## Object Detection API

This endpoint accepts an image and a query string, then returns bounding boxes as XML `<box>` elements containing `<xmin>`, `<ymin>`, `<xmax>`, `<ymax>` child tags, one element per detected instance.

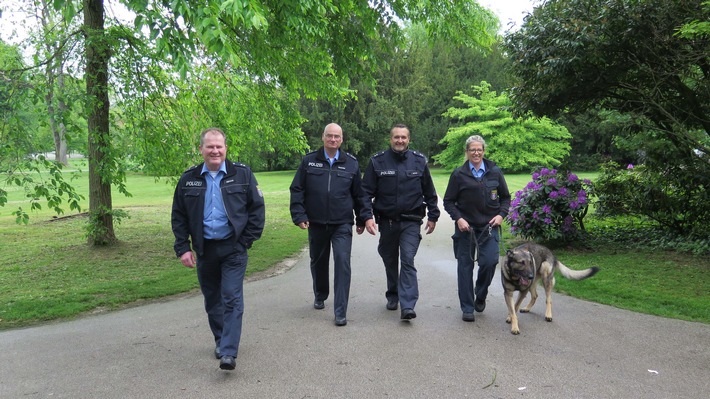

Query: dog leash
<box><xmin>468</xmin><ymin>224</ymin><xmax>493</xmax><ymax>263</ymax></box>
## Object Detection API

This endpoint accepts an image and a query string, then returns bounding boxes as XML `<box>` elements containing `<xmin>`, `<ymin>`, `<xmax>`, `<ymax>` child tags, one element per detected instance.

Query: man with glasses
<box><xmin>290</xmin><ymin>123</ymin><xmax>372</xmax><ymax>326</ymax></box>
<box><xmin>443</xmin><ymin>135</ymin><xmax>510</xmax><ymax>322</ymax></box>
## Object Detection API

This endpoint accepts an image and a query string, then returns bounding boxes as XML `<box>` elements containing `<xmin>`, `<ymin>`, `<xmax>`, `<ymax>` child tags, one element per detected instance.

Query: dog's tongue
<box><xmin>520</xmin><ymin>277</ymin><xmax>530</xmax><ymax>286</ymax></box>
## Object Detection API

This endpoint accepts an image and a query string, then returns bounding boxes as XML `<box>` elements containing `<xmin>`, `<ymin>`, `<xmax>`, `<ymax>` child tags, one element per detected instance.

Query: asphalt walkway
<box><xmin>1</xmin><ymin>221</ymin><xmax>708</xmax><ymax>398</ymax></box>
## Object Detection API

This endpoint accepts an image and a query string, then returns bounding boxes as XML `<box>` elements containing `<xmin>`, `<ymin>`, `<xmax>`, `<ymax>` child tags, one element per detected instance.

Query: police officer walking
<box><xmin>360</xmin><ymin>124</ymin><xmax>440</xmax><ymax>320</ymax></box>
<box><xmin>442</xmin><ymin>135</ymin><xmax>510</xmax><ymax>322</ymax></box>
<box><xmin>290</xmin><ymin>123</ymin><xmax>373</xmax><ymax>327</ymax></box>
<box><xmin>171</xmin><ymin>127</ymin><xmax>265</xmax><ymax>371</ymax></box>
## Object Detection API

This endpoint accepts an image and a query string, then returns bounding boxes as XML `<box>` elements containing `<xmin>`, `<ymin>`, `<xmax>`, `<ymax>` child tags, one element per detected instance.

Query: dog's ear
<box><xmin>506</xmin><ymin>249</ymin><xmax>513</xmax><ymax>257</ymax></box>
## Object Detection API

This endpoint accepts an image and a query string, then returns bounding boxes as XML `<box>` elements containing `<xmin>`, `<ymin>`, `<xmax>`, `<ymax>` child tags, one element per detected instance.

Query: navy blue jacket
<box><xmin>443</xmin><ymin>159</ymin><xmax>511</xmax><ymax>229</ymax></box>
<box><xmin>289</xmin><ymin>148</ymin><xmax>372</xmax><ymax>225</ymax></box>
<box><xmin>171</xmin><ymin>160</ymin><xmax>265</xmax><ymax>257</ymax></box>
<box><xmin>361</xmin><ymin>148</ymin><xmax>440</xmax><ymax>222</ymax></box>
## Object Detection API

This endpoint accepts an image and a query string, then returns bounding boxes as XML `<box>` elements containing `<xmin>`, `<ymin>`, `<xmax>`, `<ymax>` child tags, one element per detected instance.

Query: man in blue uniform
<box><xmin>360</xmin><ymin>124</ymin><xmax>440</xmax><ymax>320</ymax></box>
<box><xmin>443</xmin><ymin>135</ymin><xmax>510</xmax><ymax>322</ymax></box>
<box><xmin>290</xmin><ymin>123</ymin><xmax>373</xmax><ymax>327</ymax></box>
<box><xmin>171</xmin><ymin>127</ymin><xmax>265</xmax><ymax>370</ymax></box>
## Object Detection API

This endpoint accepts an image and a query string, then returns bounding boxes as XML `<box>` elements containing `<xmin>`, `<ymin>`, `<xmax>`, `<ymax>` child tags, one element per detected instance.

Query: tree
<box><xmin>504</xmin><ymin>0</ymin><xmax>710</xmax><ymax>238</ymax></box>
<box><xmin>505</xmin><ymin>0</ymin><xmax>710</xmax><ymax>162</ymax></box>
<box><xmin>3</xmin><ymin>0</ymin><xmax>498</xmax><ymax>245</ymax></box>
<box><xmin>434</xmin><ymin>82</ymin><xmax>571</xmax><ymax>172</ymax></box>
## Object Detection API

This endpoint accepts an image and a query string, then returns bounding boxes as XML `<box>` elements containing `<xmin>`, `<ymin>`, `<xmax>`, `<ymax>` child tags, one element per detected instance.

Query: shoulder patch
<box><xmin>183</xmin><ymin>165</ymin><xmax>199</xmax><ymax>173</ymax></box>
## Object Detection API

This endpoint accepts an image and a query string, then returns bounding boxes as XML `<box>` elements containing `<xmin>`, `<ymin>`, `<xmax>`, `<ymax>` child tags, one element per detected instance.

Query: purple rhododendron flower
<box><xmin>558</xmin><ymin>187</ymin><xmax>568</xmax><ymax>196</ymax></box>
<box><xmin>525</xmin><ymin>181</ymin><xmax>536</xmax><ymax>190</ymax></box>
<box><xmin>542</xmin><ymin>204</ymin><xmax>552</xmax><ymax>214</ymax></box>
<box><xmin>568</xmin><ymin>173</ymin><xmax>578</xmax><ymax>182</ymax></box>
<box><xmin>578</xmin><ymin>197</ymin><xmax>587</xmax><ymax>205</ymax></box>
<box><xmin>547</xmin><ymin>178</ymin><xmax>558</xmax><ymax>186</ymax></box>
<box><xmin>533</xmin><ymin>211</ymin><xmax>539</xmax><ymax>220</ymax></box>
<box><xmin>583</xmin><ymin>179</ymin><xmax>592</xmax><ymax>185</ymax></box>
<box><xmin>532</xmin><ymin>172</ymin><xmax>540</xmax><ymax>180</ymax></box>
<box><xmin>569</xmin><ymin>201</ymin><xmax>579</xmax><ymax>210</ymax></box>
<box><xmin>578</xmin><ymin>190</ymin><xmax>587</xmax><ymax>199</ymax></box>
<box><xmin>540</xmin><ymin>168</ymin><xmax>550</xmax><ymax>176</ymax></box>
<box><xmin>544</xmin><ymin>217</ymin><xmax>552</xmax><ymax>225</ymax></box>
<box><xmin>627</xmin><ymin>164</ymin><xmax>634</xmax><ymax>169</ymax></box>
<box><xmin>549</xmin><ymin>191</ymin><xmax>559</xmax><ymax>199</ymax></box>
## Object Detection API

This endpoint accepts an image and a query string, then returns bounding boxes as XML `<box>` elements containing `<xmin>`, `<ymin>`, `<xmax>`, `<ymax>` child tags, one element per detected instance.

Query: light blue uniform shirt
<box><xmin>325</xmin><ymin>149</ymin><xmax>340</xmax><ymax>166</ymax></box>
<box><xmin>469</xmin><ymin>160</ymin><xmax>486</xmax><ymax>180</ymax></box>
<box><xmin>202</xmin><ymin>162</ymin><xmax>233</xmax><ymax>240</ymax></box>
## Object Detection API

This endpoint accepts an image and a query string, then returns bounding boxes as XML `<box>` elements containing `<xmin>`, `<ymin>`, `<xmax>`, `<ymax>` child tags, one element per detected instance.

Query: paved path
<box><xmin>1</xmin><ymin>222</ymin><xmax>708</xmax><ymax>398</ymax></box>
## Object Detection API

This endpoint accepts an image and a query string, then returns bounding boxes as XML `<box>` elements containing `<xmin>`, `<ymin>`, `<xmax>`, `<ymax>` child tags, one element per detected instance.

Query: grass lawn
<box><xmin>1</xmin><ymin>164</ymin><xmax>707</xmax><ymax>329</ymax></box>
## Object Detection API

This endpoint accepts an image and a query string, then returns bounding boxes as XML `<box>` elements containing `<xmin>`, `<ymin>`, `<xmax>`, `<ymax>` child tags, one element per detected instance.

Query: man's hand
<box><xmin>298</xmin><ymin>221</ymin><xmax>310</xmax><ymax>230</ymax></box>
<box><xmin>180</xmin><ymin>251</ymin><xmax>196</xmax><ymax>268</ymax></box>
<box><xmin>424</xmin><ymin>220</ymin><xmax>436</xmax><ymax>235</ymax></box>
<box><xmin>358</xmin><ymin>218</ymin><xmax>377</xmax><ymax>235</ymax></box>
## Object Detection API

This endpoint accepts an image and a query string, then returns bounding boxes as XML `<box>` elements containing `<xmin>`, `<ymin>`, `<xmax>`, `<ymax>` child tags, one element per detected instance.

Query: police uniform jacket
<box><xmin>289</xmin><ymin>147</ymin><xmax>372</xmax><ymax>225</ymax></box>
<box><xmin>361</xmin><ymin>148</ymin><xmax>440</xmax><ymax>222</ymax></box>
<box><xmin>171</xmin><ymin>159</ymin><xmax>265</xmax><ymax>258</ymax></box>
<box><xmin>443</xmin><ymin>158</ymin><xmax>511</xmax><ymax>229</ymax></box>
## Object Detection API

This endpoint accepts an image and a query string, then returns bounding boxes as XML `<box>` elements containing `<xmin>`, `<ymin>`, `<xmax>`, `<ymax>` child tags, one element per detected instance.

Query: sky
<box><xmin>480</xmin><ymin>0</ymin><xmax>539</xmax><ymax>32</ymax></box>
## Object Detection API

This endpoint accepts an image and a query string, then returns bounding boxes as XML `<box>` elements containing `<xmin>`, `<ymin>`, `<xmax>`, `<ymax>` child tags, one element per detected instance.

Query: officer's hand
<box><xmin>298</xmin><ymin>221</ymin><xmax>309</xmax><ymax>229</ymax></box>
<box><xmin>424</xmin><ymin>220</ymin><xmax>436</xmax><ymax>235</ymax></box>
<box><xmin>456</xmin><ymin>218</ymin><xmax>470</xmax><ymax>232</ymax></box>
<box><xmin>488</xmin><ymin>215</ymin><xmax>503</xmax><ymax>227</ymax></box>
<box><xmin>180</xmin><ymin>251</ymin><xmax>196</xmax><ymax>268</ymax></box>
<box><xmin>365</xmin><ymin>219</ymin><xmax>377</xmax><ymax>235</ymax></box>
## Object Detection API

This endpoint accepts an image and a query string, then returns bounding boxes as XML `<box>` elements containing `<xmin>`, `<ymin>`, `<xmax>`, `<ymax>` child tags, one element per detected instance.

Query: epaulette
<box><xmin>232</xmin><ymin>162</ymin><xmax>247</xmax><ymax>168</ymax></box>
<box><xmin>184</xmin><ymin>165</ymin><xmax>199</xmax><ymax>173</ymax></box>
<box><xmin>410</xmin><ymin>150</ymin><xmax>428</xmax><ymax>162</ymax></box>
<box><xmin>345</xmin><ymin>152</ymin><xmax>357</xmax><ymax>160</ymax></box>
<box><xmin>372</xmin><ymin>151</ymin><xmax>386</xmax><ymax>158</ymax></box>
<box><xmin>305</xmin><ymin>150</ymin><xmax>318</xmax><ymax>156</ymax></box>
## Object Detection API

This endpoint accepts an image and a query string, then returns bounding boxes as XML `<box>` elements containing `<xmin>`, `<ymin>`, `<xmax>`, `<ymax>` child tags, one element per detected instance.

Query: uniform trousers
<box><xmin>308</xmin><ymin>223</ymin><xmax>353</xmax><ymax>318</ymax></box>
<box><xmin>378</xmin><ymin>220</ymin><xmax>422</xmax><ymax>310</ymax></box>
<box><xmin>197</xmin><ymin>239</ymin><xmax>248</xmax><ymax>358</ymax></box>
<box><xmin>452</xmin><ymin>225</ymin><xmax>500</xmax><ymax>313</ymax></box>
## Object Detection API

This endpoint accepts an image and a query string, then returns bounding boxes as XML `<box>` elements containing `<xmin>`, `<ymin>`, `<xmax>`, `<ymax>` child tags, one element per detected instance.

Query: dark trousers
<box><xmin>197</xmin><ymin>240</ymin><xmax>248</xmax><ymax>358</ymax></box>
<box><xmin>452</xmin><ymin>226</ymin><xmax>500</xmax><ymax>313</ymax></box>
<box><xmin>308</xmin><ymin>223</ymin><xmax>353</xmax><ymax>318</ymax></box>
<box><xmin>378</xmin><ymin>220</ymin><xmax>422</xmax><ymax>310</ymax></box>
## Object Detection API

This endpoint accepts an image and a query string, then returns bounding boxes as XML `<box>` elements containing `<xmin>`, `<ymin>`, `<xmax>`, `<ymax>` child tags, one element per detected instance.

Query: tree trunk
<box><xmin>84</xmin><ymin>0</ymin><xmax>115</xmax><ymax>245</ymax></box>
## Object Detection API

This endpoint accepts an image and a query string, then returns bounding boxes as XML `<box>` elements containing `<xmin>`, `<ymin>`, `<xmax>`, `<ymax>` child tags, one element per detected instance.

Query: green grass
<box><xmin>1</xmin><ymin>165</ymin><xmax>707</xmax><ymax>329</ymax></box>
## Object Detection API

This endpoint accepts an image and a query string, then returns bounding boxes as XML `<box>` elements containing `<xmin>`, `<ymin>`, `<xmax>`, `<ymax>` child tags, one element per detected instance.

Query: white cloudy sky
<box><xmin>480</xmin><ymin>0</ymin><xmax>539</xmax><ymax>32</ymax></box>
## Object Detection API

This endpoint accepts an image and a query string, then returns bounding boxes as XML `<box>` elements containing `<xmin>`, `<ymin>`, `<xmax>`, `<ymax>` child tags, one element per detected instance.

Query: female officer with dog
<box><xmin>443</xmin><ymin>135</ymin><xmax>511</xmax><ymax>322</ymax></box>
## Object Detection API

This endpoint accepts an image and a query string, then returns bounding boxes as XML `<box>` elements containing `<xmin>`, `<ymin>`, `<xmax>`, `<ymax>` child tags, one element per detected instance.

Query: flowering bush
<box><xmin>507</xmin><ymin>168</ymin><xmax>594</xmax><ymax>242</ymax></box>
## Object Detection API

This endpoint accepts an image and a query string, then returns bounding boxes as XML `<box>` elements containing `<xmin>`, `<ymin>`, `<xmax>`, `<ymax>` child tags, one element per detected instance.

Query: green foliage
<box><xmin>435</xmin><ymin>82</ymin><xmax>571</xmax><ymax>172</ymax></box>
<box><xmin>505</xmin><ymin>0</ymin><xmax>710</xmax><ymax>162</ymax></box>
<box><xmin>1</xmin><ymin>155</ymin><xmax>84</xmax><ymax>225</ymax></box>
<box><xmin>507</xmin><ymin>168</ymin><xmax>594</xmax><ymax>242</ymax></box>
<box><xmin>594</xmin><ymin>162</ymin><xmax>710</xmax><ymax>239</ymax></box>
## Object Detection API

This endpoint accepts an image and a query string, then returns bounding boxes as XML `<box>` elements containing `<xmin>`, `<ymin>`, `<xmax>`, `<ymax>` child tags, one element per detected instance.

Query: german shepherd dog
<box><xmin>501</xmin><ymin>243</ymin><xmax>599</xmax><ymax>335</ymax></box>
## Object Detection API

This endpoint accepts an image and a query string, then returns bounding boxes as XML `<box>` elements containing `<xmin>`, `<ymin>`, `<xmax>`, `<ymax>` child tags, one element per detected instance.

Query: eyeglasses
<box><xmin>467</xmin><ymin>148</ymin><xmax>484</xmax><ymax>153</ymax></box>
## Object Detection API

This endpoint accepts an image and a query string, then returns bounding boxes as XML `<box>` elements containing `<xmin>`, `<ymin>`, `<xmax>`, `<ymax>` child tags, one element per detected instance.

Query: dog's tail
<box><xmin>556</xmin><ymin>261</ymin><xmax>599</xmax><ymax>280</ymax></box>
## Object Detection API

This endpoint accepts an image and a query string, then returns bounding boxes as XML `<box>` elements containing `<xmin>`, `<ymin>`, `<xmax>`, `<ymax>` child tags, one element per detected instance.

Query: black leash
<box><xmin>468</xmin><ymin>224</ymin><xmax>506</xmax><ymax>262</ymax></box>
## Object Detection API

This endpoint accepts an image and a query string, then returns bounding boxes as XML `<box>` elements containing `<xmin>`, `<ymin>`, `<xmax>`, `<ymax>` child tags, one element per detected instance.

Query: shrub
<box><xmin>507</xmin><ymin>168</ymin><xmax>594</xmax><ymax>242</ymax></box>
<box><xmin>595</xmin><ymin>161</ymin><xmax>710</xmax><ymax>239</ymax></box>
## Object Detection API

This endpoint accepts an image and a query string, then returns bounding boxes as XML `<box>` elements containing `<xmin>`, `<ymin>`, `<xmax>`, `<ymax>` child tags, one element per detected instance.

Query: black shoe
<box><xmin>334</xmin><ymin>316</ymin><xmax>347</xmax><ymax>326</ymax></box>
<box><xmin>314</xmin><ymin>300</ymin><xmax>325</xmax><ymax>310</ymax></box>
<box><xmin>214</xmin><ymin>346</ymin><xmax>221</xmax><ymax>359</ymax></box>
<box><xmin>401</xmin><ymin>308</ymin><xmax>416</xmax><ymax>320</ymax></box>
<box><xmin>219</xmin><ymin>356</ymin><xmax>236</xmax><ymax>370</ymax></box>
<box><xmin>386</xmin><ymin>299</ymin><xmax>398</xmax><ymax>311</ymax></box>
<box><xmin>462</xmin><ymin>312</ymin><xmax>475</xmax><ymax>322</ymax></box>
<box><xmin>474</xmin><ymin>299</ymin><xmax>486</xmax><ymax>313</ymax></box>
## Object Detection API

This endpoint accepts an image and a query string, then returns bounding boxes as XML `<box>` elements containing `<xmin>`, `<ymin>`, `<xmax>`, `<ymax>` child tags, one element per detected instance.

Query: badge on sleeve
<box><xmin>490</xmin><ymin>189</ymin><xmax>498</xmax><ymax>200</ymax></box>
<box><xmin>257</xmin><ymin>185</ymin><xmax>263</xmax><ymax>197</ymax></box>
